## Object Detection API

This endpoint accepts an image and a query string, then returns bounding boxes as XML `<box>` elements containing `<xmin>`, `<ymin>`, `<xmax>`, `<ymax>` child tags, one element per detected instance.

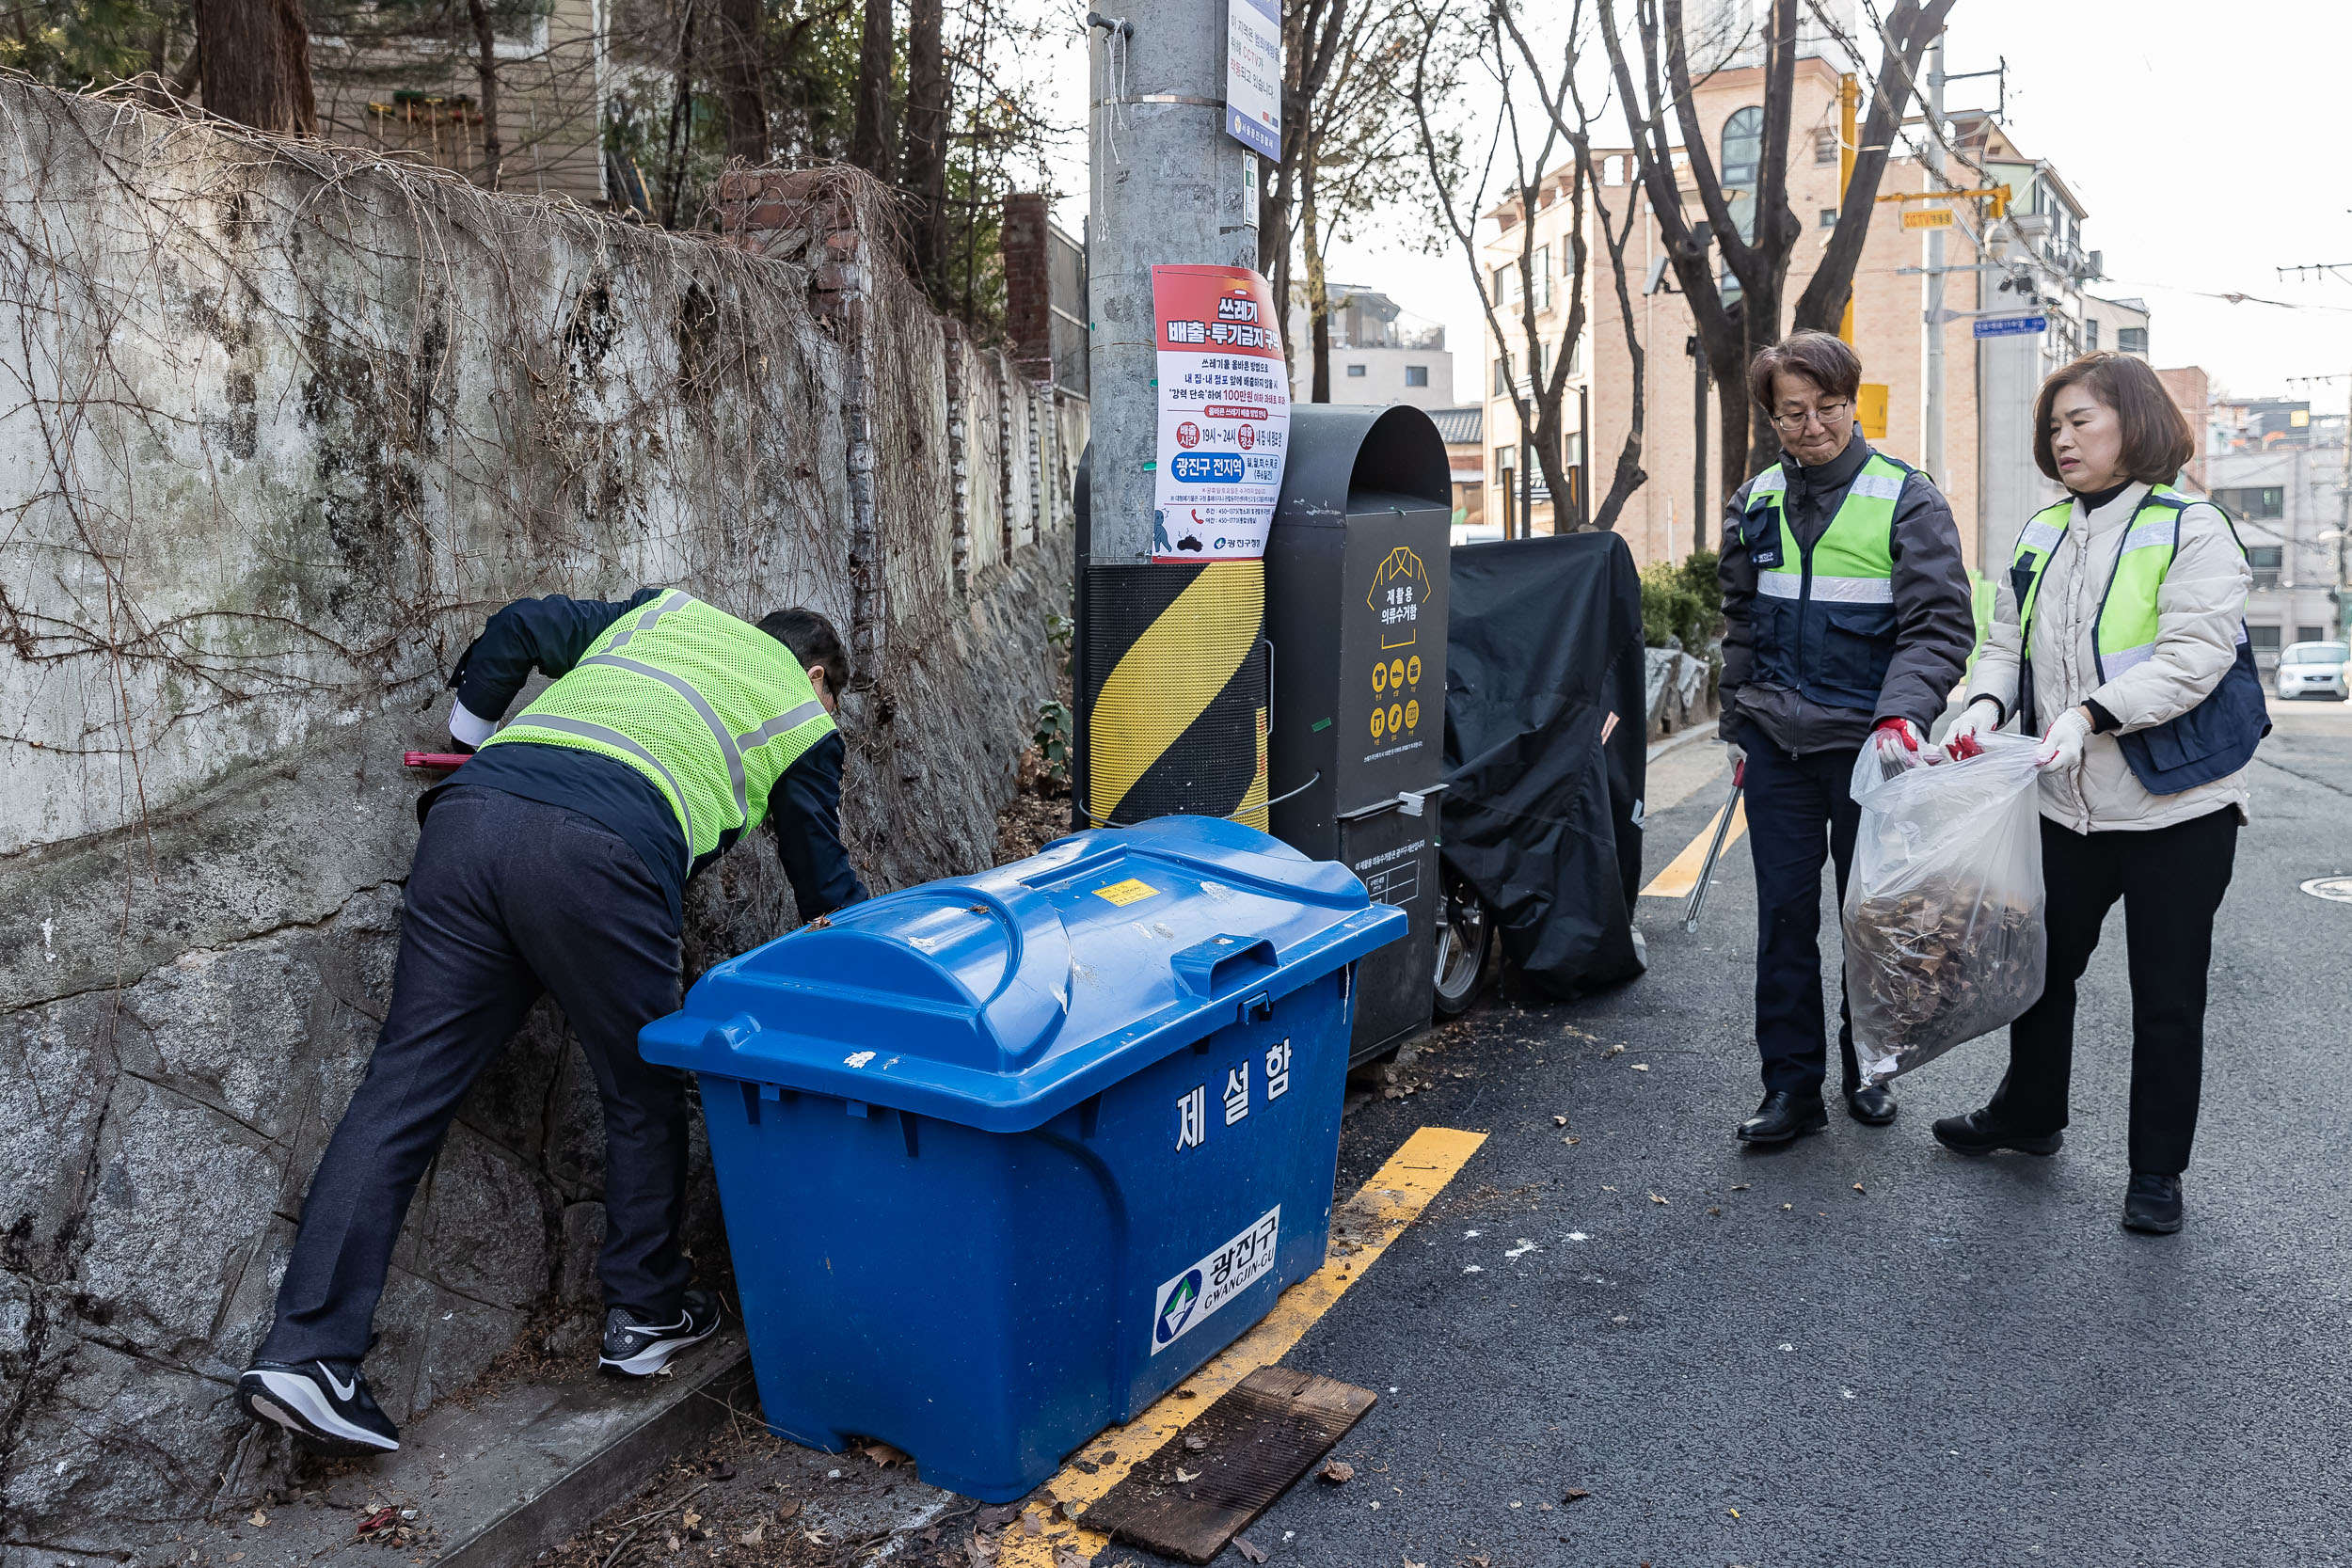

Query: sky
<box><xmin>1038</xmin><ymin>2</ymin><xmax>2352</xmax><ymax>411</ymax></box>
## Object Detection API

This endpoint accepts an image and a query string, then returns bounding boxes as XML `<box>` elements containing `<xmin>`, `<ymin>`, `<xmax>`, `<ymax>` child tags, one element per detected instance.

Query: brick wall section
<box><xmin>1001</xmin><ymin>192</ymin><xmax>1053</xmax><ymax>383</ymax></box>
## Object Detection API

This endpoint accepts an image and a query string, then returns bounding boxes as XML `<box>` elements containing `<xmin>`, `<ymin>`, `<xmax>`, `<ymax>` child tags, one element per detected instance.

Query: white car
<box><xmin>2276</xmin><ymin>640</ymin><xmax>2350</xmax><ymax>701</ymax></box>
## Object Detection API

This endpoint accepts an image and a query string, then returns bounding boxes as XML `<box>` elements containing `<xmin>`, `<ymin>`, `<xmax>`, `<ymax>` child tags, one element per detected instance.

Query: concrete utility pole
<box><xmin>1921</xmin><ymin>31</ymin><xmax>1947</xmax><ymax>484</ymax></box>
<box><xmin>1079</xmin><ymin>3</ymin><xmax>1266</xmax><ymax>827</ymax></box>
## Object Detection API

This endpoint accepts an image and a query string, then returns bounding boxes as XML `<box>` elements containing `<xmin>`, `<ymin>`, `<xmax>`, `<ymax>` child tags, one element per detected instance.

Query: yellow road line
<box><xmin>1638</xmin><ymin>798</ymin><xmax>1747</xmax><ymax>899</ymax></box>
<box><xmin>996</xmin><ymin>1126</ymin><xmax>1488</xmax><ymax>1566</ymax></box>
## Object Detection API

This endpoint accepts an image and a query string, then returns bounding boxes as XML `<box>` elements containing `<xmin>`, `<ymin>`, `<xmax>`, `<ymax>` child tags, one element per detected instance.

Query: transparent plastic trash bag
<box><xmin>1842</xmin><ymin>733</ymin><xmax>2047</xmax><ymax>1086</ymax></box>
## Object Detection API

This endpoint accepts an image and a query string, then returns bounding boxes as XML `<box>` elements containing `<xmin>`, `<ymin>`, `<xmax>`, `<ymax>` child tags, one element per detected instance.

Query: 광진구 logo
<box><xmin>1155</xmin><ymin>1270</ymin><xmax>1204</xmax><ymax>1344</ymax></box>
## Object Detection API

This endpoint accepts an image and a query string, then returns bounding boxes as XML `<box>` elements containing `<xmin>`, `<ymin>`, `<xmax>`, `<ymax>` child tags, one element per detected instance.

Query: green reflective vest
<box><xmin>477</xmin><ymin>591</ymin><xmax>835</xmax><ymax>862</ymax></box>
<box><xmin>1739</xmin><ymin>451</ymin><xmax>1917</xmax><ymax>709</ymax></box>
<box><xmin>2007</xmin><ymin>485</ymin><xmax>2268</xmax><ymax>792</ymax></box>
<box><xmin>2010</xmin><ymin>485</ymin><xmax>2201</xmax><ymax>683</ymax></box>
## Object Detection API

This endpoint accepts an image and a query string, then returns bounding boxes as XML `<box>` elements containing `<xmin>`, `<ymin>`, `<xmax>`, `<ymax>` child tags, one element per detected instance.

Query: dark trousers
<box><xmin>261</xmin><ymin>786</ymin><xmax>691</xmax><ymax>1364</ymax></box>
<box><xmin>1989</xmin><ymin>807</ymin><xmax>2239</xmax><ymax>1177</ymax></box>
<box><xmin>1742</xmin><ymin>741</ymin><xmax>1865</xmax><ymax>1097</ymax></box>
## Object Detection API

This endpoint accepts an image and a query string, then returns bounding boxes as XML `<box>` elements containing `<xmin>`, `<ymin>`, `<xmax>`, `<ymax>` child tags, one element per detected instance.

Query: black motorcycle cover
<box><xmin>1441</xmin><ymin>531</ymin><xmax>1649</xmax><ymax>996</ymax></box>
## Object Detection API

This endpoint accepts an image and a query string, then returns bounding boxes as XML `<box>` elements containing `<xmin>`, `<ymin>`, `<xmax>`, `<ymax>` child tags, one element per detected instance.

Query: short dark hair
<box><xmin>2032</xmin><ymin>353</ymin><xmax>2194</xmax><ymax>485</ymax></box>
<box><xmin>1747</xmin><ymin>330</ymin><xmax>1863</xmax><ymax>410</ymax></box>
<box><xmin>756</xmin><ymin>608</ymin><xmax>850</xmax><ymax>695</ymax></box>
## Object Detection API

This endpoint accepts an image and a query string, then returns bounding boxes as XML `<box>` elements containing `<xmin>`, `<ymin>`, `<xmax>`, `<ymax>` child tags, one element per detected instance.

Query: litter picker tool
<box><xmin>1682</xmin><ymin>761</ymin><xmax>1744</xmax><ymax>934</ymax></box>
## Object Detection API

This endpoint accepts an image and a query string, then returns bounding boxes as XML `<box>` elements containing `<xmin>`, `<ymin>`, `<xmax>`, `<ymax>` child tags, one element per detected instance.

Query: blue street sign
<box><xmin>1974</xmin><ymin>313</ymin><xmax>2047</xmax><ymax>339</ymax></box>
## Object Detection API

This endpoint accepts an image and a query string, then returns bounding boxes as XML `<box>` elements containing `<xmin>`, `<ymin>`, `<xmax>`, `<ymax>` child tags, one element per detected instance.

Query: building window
<box><xmin>1819</xmin><ymin>207</ymin><xmax>1837</xmax><ymax>229</ymax></box>
<box><xmin>1492</xmin><ymin>358</ymin><xmax>1510</xmax><ymax>396</ymax></box>
<box><xmin>1532</xmin><ymin>245</ymin><xmax>1553</xmax><ymax>309</ymax></box>
<box><xmin>1346</xmin><ymin>363</ymin><xmax>1367</xmax><ymax>378</ymax></box>
<box><xmin>1721</xmin><ymin>106</ymin><xmax>1761</xmax><ymax>302</ymax></box>
<box><xmin>2249</xmin><ymin>624</ymin><xmax>2282</xmax><ymax>654</ymax></box>
<box><xmin>2117</xmin><ymin>325</ymin><xmax>2148</xmax><ymax>356</ymax></box>
<box><xmin>2298</xmin><ymin>624</ymin><xmax>2326</xmax><ymax>644</ymax></box>
<box><xmin>2248</xmin><ymin>546</ymin><xmax>2282</xmax><ymax>591</ymax></box>
<box><xmin>1814</xmin><ymin>126</ymin><xmax>1836</xmax><ymax>166</ymax></box>
<box><xmin>1490</xmin><ymin>264</ymin><xmax>1519</xmax><ymax>306</ymax></box>
<box><xmin>1406</xmin><ymin>365</ymin><xmax>1429</xmax><ymax>388</ymax></box>
<box><xmin>2085</xmin><ymin>319</ymin><xmax>2100</xmax><ymax>352</ymax></box>
<box><xmin>2217</xmin><ymin>487</ymin><xmax>2285</xmax><ymax>519</ymax></box>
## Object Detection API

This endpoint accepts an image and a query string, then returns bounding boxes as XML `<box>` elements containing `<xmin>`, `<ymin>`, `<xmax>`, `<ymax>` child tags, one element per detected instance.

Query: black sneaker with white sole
<box><xmin>236</xmin><ymin>1359</ymin><xmax>401</xmax><ymax>1455</ymax></box>
<box><xmin>599</xmin><ymin>1289</ymin><xmax>722</xmax><ymax>1377</ymax></box>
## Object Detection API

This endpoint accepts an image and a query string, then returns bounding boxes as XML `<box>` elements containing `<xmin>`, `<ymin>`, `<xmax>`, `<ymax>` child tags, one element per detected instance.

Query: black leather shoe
<box><xmin>2122</xmin><ymin>1174</ymin><xmax>2183</xmax><ymax>1235</ymax></box>
<box><xmin>1845</xmin><ymin>1085</ymin><xmax>1899</xmax><ymax>1125</ymax></box>
<box><xmin>1931</xmin><ymin>1107</ymin><xmax>2062</xmax><ymax>1157</ymax></box>
<box><xmin>1737</xmin><ymin>1090</ymin><xmax>1829</xmax><ymax>1145</ymax></box>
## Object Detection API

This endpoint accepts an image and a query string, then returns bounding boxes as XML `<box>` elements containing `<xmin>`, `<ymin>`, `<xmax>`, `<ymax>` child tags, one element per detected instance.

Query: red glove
<box><xmin>1870</xmin><ymin>717</ymin><xmax>1921</xmax><ymax>754</ymax></box>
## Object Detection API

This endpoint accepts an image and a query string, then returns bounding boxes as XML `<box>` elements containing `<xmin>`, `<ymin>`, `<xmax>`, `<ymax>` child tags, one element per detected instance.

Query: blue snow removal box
<box><xmin>639</xmin><ymin>815</ymin><xmax>1406</xmax><ymax>1502</ymax></box>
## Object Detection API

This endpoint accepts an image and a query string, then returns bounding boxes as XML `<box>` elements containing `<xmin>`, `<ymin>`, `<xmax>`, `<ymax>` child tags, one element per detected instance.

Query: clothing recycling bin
<box><xmin>638</xmin><ymin>815</ymin><xmax>1407</xmax><ymax>1502</ymax></box>
<box><xmin>1265</xmin><ymin>404</ymin><xmax>1454</xmax><ymax>1064</ymax></box>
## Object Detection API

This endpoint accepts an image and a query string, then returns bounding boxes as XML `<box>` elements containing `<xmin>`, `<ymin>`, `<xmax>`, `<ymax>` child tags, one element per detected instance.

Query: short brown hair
<box><xmin>1747</xmin><ymin>330</ymin><xmax>1863</xmax><ymax>410</ymax></box>
<box><xmin>2032</xmin><ymin>353</ymin><xmax>2194</xmax><ymax>484</ymax></box>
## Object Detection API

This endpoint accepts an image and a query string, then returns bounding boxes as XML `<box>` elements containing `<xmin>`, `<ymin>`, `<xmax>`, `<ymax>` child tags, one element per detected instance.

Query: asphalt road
<box><xmin>1169</xmin><ymin>698</ymin><xmax>2352</xmax><ymax>1568</ymax></box>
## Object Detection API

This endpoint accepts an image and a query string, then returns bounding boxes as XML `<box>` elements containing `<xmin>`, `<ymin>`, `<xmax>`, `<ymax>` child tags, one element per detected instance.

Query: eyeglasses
<box><xmin>1771</xmin><ymin>401</ymin><xmax>1852</xmax><ymax>433</ymax></box>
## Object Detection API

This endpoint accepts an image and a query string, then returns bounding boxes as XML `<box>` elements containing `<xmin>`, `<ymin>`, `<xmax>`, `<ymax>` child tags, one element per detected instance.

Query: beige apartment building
<box><xmin>1482</xmin><ymin>52</ymin><xmax>2121</xmax><ymax>580</ymax></box>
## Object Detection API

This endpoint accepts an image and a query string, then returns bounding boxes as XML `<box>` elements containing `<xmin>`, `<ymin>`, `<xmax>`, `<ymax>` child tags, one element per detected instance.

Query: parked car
<box><xmin>2275</xmin><ymin>640</ymin><xmax>2350</xmax><ymax>702</ymax></box>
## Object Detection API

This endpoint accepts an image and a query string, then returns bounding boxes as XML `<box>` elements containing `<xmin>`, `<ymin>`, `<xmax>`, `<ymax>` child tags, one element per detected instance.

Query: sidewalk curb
<box><xmin>1646</xmin><ymin>718</ymin><xmax>1720</xmax><ymax>764</ymax></box>
<box><xmin>435</xmin><ymin>1344</ymin><xmax>756</xmax><ymax>1567</ymax></box>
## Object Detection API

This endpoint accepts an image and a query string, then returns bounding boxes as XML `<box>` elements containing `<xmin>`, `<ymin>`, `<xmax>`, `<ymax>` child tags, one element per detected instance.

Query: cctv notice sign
<box><xmin>1152</xmin><ymin>263</ymin><xmax>1290</xmax><ymax>562</ymax></box>
<box><xmin>1224</xmin><ymin>0</ymin><xmax>1282</xmax><ymax>158</ymax></box>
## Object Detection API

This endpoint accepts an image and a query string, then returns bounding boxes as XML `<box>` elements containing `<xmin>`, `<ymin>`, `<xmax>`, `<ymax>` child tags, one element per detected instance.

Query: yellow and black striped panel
<box><xmin>1083</xmin><ymin>560</ymin><xmax>1268</xmax><ymax>830</ymax></box>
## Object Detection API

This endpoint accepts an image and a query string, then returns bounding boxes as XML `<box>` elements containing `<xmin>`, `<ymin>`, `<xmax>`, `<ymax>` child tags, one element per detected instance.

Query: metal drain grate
<box><xmin>1079</xmin><ymin>1367</ymin><xmax>1376</xmax><ymax>1563</ymax></box>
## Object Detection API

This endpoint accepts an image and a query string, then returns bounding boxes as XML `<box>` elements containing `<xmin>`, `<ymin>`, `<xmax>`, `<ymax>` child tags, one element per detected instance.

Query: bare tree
<box><xmin>850</xmin><ymin>0</ymin><xmax>894</xmax><ymax>175</ymax></box>
<box><xmin>193</xmin><ymin>0</ymin><xmax>317</xmax><ymax>132</ymax></box>
<box><xmin>463</xmin><ymin>0</ymin><xmax>503</xmax><ymax>188</ymax></box>
<box><xmin>903</xmin><ymin>0</ymin><xmax>948</xmax><ymax>294</ymax></box>
<box><xmin>717</xmin><ymin>0</ymin><xmax>768</xmax><ymax>162</ymax></box>
<box><xmin>1256</xmin><ymin>0</ymin><xmax>1349</xmax><ymax>363</ymax></box>
<box><xmin>1597</xmin><ymin>0</ymin><xmax>1952</xmax><ymax>499</ymax></box>
<box><xmin>1409</xmin><ymin>0</ymin><xmax>1644</xmax><ymax>533</ymax></box>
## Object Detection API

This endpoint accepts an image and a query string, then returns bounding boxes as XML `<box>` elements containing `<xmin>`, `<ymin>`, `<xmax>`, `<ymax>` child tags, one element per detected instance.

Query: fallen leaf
<box><xmin>1563</xmin><ymin>1489</ymin><xmax>1592</xmax><ymax>1502</ymax></box>
<box><xmin>1175</xmin><ymin>1388</ymin><xmax>1198</xmax><ymax>1399</ymax></box>
<box><xmin>1707</xmin><ymin>1206</ymin><xmax>1723</xmax><ymax>1216</ymax></box>
<box><xmin>1175</xmin><ymin>1466</ymin><xmax>1201</xmax><ymax>1482</ymax></box>
<box><xmin>668</xmin><ymin>1534</ymin><xmax>683</xmax><ymax>1552</ymax></box>
<box><xmin>1648</xmin><ymin>1193</ymin><xmax>1669</xmax><ymax>1205</ymax></box>
<box><xmin>248</xmin><ymin>1512</ymin><xmax>268</xmax><ymax>1528</ymax></box>
<box><xmin>1602</xmin><ymin>1043</ymin><xmax>1624</xmax><ymax>1057</ymax></box>
<box><xmin>1184</xmin><ymin>1434</ymin><xmax>1208</xmax><ymax>1451</ymax></box>
<box><xmin>1552</xmin><ymin>1116</ymin><xmax>1567</xmax><ymax>1127</ymax></box>
<box><xmin>1629</xmin><ymin>1063</ymin><xmax>1649</xmax><ymax>1071</ymax></box>
<box><xmin>1023</xmin><ymin>1511</ymin><xmax>1045</xmax><ymax>1535</ymax></box>
<box><xmin>1233</xmin><ymin>1534</ymin><xmax>1268</xmax><ymax>1564</ymax></box>
<box><xmin>682</xmin><ymin>1510</ymin><xmax>701</xmax><ymax>1528</ymax></box>
<box><xmin>1404</xmin><ymin>1558</ymin><xmax>1426</xmax><ymax>1568</ymax></box>
<box><xmin>777</xmin><ymin>1499</ymin><xmax>804</xmax><ymax>1520</ymax></box>
<box><xmin>1538</xmin><ymin>1502</ymin><xmax>1553</xmax><ymax>1512</ymax></box>
<box><xmin>739</xmin><ymin>1523</ymin><xmax>767</xmax><ymax>1546</ymax></box>
<box><xmin>1320</xmin><ymin>1460</ymin><xmax>1355</xmax><ymax>1483</ymax></box>
<box><xmin>975</xmin><ymin>1505</ymin><xmax>1017</xmax><ymax>1527</ymax></box>
<box><xmin>228</xmin><ymin>1557</ymin><xmax>245</xmax><ymax>1564</ymax></box>
<box><xmin>862</xmin><ymin>1440</ymin><xmax>914</xmax><ymax>1467</ymax></box>
<box><xmin>1852</xmin><ymin>1183</ymin><xmax>1867</xmax><ymax>1194</ymax></box>
<box><xmin>1057</xmin><ymin>1547</ymin><xmax>1092</xmax><ymax>1568</ymax></box>
<box><xmin>1781</xmin><ymin>1203</ymin><xmax>1793</xmax><ymax>1211</ymax></box>
<box><xmin>1600</xmin><ymin>1184</ymin><xmax>1617</xmax><ymax>1192</ymax></box>
<box><xmin>1562</xmin><ymin>1135</ymin><xmax>1580</xmax><ymax>1145</ymax></box>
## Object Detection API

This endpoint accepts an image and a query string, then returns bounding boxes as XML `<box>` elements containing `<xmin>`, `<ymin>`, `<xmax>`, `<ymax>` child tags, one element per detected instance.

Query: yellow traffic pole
<box><xmin>1838</xmin><ymin>72</ymin><xmax>1860</xmax><ymax>344</ymax></box>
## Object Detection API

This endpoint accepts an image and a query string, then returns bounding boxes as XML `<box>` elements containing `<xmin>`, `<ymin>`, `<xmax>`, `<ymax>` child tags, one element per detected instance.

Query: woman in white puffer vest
<box><xmin>1931</xmin><ymin>352</ymin><xmax>2267</xmax><ymax>1237</ymax></box>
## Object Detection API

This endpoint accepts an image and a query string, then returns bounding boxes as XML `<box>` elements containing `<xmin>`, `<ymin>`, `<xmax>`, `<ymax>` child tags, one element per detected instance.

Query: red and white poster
<box><xmin>1152</xmin><ymin>264</ymin><xmax>1291</xmax><ymax>562</ymax></box>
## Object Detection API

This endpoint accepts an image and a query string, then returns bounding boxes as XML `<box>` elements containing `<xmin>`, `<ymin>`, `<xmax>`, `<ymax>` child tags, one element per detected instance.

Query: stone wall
<box><xmin>0</xmin><ymin>86</ymin><xmax>1082</xmax><ymax>1558</ymax></box>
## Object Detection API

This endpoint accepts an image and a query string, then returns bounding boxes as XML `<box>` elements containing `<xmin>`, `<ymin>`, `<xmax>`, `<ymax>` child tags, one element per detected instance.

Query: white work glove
<box><xmin>2034</xmin><ymin>706</ymin><xmax>2091</xmax><ymax>771</ymax></box>
<box><xmin>1724</xmin><ymin>737</ymin><xmax>1747</xmax><ymax>784</ymax></box>
<box><xmin>1939</xmin><ymin>698</ymin><xmax>2003</xmax><ymax>762</ymax></box>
